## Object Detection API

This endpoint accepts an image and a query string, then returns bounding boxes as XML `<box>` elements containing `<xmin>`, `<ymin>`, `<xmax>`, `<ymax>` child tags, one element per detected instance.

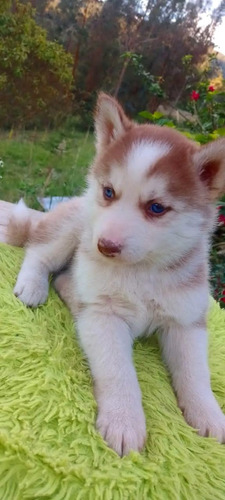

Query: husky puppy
<box><xmin>2</xmin><ymin>93</ymin><xmax>225</xmax><ymax>456</ymax></box>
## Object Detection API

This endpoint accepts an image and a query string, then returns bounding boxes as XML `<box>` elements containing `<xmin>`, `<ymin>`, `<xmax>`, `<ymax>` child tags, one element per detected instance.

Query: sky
<box><xmin>213</xmin><ymin>21</ymin><xmax>225</xmax><ymax>53</ymax></box>
<box><xmin>199</xmin><ymin>0</ymin><xmax>225</xmax><ymax>53</ymax></box>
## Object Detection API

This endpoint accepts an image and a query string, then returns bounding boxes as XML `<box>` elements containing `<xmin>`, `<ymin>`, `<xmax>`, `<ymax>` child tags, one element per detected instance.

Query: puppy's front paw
<box><xmin>97</xmin><ymin>402</ymin><xmax>146</xmax><ymax>456</ymax></box>
<box><xmin>181</xmin><ymin>397</ymin><xmax>225</xmax><ymax>443</ymax></box>
<box><xmin>14</xmin><ymin>271</ymin><xmax>49</xmax><ymax>307</ymax></box>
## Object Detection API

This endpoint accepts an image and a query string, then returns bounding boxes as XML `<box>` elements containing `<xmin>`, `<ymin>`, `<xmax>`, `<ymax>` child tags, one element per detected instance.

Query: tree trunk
<box><xmin>114</xmin><ymin>58</ymin><xmax>130</xmax><ymax>98</ymax></box>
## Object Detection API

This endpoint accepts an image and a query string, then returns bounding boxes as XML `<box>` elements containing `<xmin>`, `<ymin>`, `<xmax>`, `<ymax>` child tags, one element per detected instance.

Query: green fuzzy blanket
<box><xmin>0</xmin><ymin>244</ymin><xmax>225</xmax><ymax>500</ymax></box>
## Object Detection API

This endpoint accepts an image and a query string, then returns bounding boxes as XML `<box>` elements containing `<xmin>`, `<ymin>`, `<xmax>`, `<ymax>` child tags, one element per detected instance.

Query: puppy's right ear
<box><xmin>94</xmin><ymin>93</ymin><xmax>132</xmax><ymax>154</ymax></box>
<box><xmin>193</xmin><ymin>138</ymin><xmax>225</xmax><ymax>202</ymax></box>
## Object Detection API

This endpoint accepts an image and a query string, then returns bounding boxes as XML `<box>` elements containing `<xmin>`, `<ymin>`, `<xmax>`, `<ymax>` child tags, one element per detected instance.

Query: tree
<box><xmin>0</xmin><ymin>0</ymin><xmax>73</xmax><ymax>127</ymax></box>
<box><xmin>74</xmin><ymin>0</ymin><xmax>218</xmax><ymax>114</ymax></box>
<box><xmin>1</xmin><ymin>0</ymin><xmax>224</xmax><ymax>126</ymax></box>
<box><xmin>137</xmin><ymin>0</ymin><xmax>214</xmax><ymax>104</ymax></box>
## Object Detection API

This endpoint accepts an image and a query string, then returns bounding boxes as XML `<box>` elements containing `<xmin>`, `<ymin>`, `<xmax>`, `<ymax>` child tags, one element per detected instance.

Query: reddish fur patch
<box><xmin>200</xmin><ymin>159</ymin><xmax>220</xmax><ymax>185</ymax></box>
<box><xmin>193</xmin><ymin>138</ymin><xmax>225</xmax><ymax>201</ymax></box>
<box><xmin>32</xmin><ymin>198</ymin><xmax>80</xmax><ymax>244</ymax></box>
<box><xmin>151</xmin><ymin>145</ymin><xmax>203</xmax><ymax>205</ymax></box>
<box><xmin>6</xmin><ymin>207</ymin><xmax>43</xmax><ymax>247</ymax></box>
<box><xmin>92</xmin><ymin>125</ymin><xmax>201</xmax><ymax>206</ymax></box>
<box><xmin>94</xmin><ymin>102</ymin><xmax>225</xmax><ymax>206</ymax></box>
<box><xmin>7</xmin><ymin>217</ymin><xmax>32</xmax><ymax>247</ymax></box>
<box><xmin>94</xmin><ymin>93</ymin><xmax>133</xmax><ymax>152</ymax></box>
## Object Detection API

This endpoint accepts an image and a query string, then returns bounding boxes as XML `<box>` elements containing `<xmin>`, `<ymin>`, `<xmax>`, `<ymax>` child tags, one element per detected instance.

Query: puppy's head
<box><xmin>85</xmin><ymin>93</ymin><xmax>225</xmax><ymax>265</ymax></box>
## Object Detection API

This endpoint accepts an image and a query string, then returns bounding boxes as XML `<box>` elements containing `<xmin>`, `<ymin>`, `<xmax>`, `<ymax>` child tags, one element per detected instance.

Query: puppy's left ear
<box><xmin>193</xmin><ymin>138</ymin><xmax>225</xmax><ymax>201</ymax></box>
<box><xmin>94</xmin><ymin>92</ymin><xmax>132</xmax><ymax>154</ymax></box>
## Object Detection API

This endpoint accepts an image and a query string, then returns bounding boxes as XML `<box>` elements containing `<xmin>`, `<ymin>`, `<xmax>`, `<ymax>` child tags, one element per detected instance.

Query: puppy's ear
<box><xmin>193</xmin><ymin>138</ymin><xmax>225</xmax><ymax>201</ymax></box>
<box><xmin>94</xmin><ymin>93</ymin><xmax>132</xmax><ymax>154</ymax></box>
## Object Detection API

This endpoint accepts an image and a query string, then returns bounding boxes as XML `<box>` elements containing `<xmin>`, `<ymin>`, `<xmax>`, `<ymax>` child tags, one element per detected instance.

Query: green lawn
<box><xmin>0</xmin><ymin>128</ymin><xmax>95</xmax><ymax>209</ymax></box>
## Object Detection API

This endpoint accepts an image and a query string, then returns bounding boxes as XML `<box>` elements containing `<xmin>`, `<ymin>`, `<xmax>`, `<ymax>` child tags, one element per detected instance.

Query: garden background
<box><xmin>0</xmin><ymin>0</ymin><xmax>224</xmax><ymax>305</ymax></box>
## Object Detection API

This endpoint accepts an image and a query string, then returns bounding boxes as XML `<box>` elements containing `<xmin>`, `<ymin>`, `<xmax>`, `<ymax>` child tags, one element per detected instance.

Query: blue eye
<box><xmin>103</xmin><ymin>186</ymin><xmax>115</xmax><ymax>200</ymax></box>
<box><xmin>147</xmin><ymin>202</ymin><xmax>166</xmax><ymax>215</ymax></box>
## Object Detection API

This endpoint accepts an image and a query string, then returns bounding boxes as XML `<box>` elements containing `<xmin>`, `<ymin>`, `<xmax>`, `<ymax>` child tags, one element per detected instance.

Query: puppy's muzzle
<box><xmin>97</xmin><ymin>238</ymin><xmax>122</xmax><ymax>258</ymax></box>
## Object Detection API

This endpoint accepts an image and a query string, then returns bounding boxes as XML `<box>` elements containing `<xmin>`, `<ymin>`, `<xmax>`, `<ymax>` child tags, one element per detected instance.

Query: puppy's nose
<box><xmin>97</xmin><ymin>238</ymin><xmax>122</xmax><ymax>257</ymax></box>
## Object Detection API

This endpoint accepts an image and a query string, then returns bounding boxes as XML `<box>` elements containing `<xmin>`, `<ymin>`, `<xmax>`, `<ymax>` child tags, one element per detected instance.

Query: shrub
<box><xmin>0</xmin><ymin>1</ymin><xmax>73</xmax><ymax>127</ymax></box>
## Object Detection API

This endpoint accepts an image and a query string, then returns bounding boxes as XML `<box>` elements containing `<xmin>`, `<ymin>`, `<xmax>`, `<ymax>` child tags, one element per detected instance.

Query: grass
<box><xmin>0</xmin><ymin>127</ymin><xmax>224</xmax><ymax>307</ymax></box>
<box><xmin>0</xmin><ymin>128</ymin><xmax>95</xmax><ymax>209</ymax></box>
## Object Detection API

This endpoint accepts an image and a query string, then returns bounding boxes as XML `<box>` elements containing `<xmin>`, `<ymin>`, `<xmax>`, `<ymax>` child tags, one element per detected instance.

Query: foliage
<box><xmin>20</xmin><ymin>0</ymin><xmax>222</xmax><ymax>121</ymax></box>
<box><xmin>0</xmin><ymin>1</ymin><xmax>73</xmax><ymax>127</ymax></box>
<box><xmin>121</xmin><ymin>52</ymin><xmax>165</xmax><ymax>98</ymax></box>
<box><xmin>0</xmin><ymin>0</ymin><xmax>224</xmax><ymax>125</ymax></box>
<box><xmin>139</xmin><ymin>53</ymin><xmax>225</xmax><ymax>144</ymax></box>
<box><xmin>211</xmin><ymin>204</ymin><xmax>225</xmax><ymax>309</ymax></box>
<box><xmin>187</xmin><ymin>85</ymin><xmax>225</xmax><ymax>135</ymax></box>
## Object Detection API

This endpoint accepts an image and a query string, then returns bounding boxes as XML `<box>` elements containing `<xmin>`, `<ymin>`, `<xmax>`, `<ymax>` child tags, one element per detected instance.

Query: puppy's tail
<box><xmin>0</xmin><ymin>199</ymin><xmax>43</xmax><ymax>247</ymax></box>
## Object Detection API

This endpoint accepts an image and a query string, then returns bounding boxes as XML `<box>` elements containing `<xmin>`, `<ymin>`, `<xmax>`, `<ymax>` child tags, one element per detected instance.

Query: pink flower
<box><xmin>208</xmin><ymin>85</ymin><xmax>215</xmax><ymax>92</ymax></box>
<box><xmin>190</xmin><ymin>90</ymin><xmax>200</xmax><ymax>101</ymax></box>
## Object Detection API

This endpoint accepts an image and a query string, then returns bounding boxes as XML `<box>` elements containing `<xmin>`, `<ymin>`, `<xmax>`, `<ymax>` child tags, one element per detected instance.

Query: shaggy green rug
<box><xmin>0</xmin><ymin>244</ymin><xmax>225</xmax><ymax>500</ymax></box>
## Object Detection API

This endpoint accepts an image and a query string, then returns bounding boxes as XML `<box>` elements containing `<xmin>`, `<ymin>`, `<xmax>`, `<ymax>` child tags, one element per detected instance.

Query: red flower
<box><xmin>190</xmin><ymin>90</ymin><xmax>200</xmax><ymax>101</ymax></box>
<box><xmin>218</xmin><ymin>214</ymin><xmax>225</xmax><ymax>225</ymax></box>
<box><xmin>220</xmin><ymin>290</ymin><xmax>225</xmax><ymax>303</ymax></box>
<box><xmin>208</xmin><ymin>85</ymin><xmax>215</xmax><ymax>92</ymax></box>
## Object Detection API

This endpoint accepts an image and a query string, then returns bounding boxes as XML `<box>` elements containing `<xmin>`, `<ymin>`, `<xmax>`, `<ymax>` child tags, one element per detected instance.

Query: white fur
<box><xmin>7</xmin><ymin>98</ymin><xmax>225</xmax><ymax>456</ymax></box>
<box><xmin>126</xmin><ymin>140</ymin><xmax>170</xmax><ymax>178</ymax></box>
<box><xmin>14</xmin><ymin>248</ymin><xmax>49</xmax><ymax>306</ymax></box>
<box><xmin>86</xmin><ymin>141</ymin><xmax>206</xmax><ymax>266</ymax></box>
<box><xmin>159</xmin><ymin>325</ymin><xmax>225</xmax><ymax>442</ymax></box>
<box><xmin>13</xmin><ymin>198</ymin><xmax>29</xmax><ymax>219</ymax></box>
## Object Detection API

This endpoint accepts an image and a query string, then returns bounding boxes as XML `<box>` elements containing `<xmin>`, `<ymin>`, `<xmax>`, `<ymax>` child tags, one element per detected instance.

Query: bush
<box><xmin>0</xmin><ymin>1</ymin><xmax>73</xmax><ymax>128</ymax></box>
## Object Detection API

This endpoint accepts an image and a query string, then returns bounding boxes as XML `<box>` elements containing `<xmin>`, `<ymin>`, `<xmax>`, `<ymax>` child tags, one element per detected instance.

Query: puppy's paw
<box><xmin>14</xmin><ymin>271</ymin><xmax>49</xmax><ymax>307</ymax></box>
<box><xmin>181</xmin><ymin>397</ymin><xmax>225</xmax><ymax>443</ymax></box>
<box><xmin>97</xmin><ymin>403</ymin><xmax>146</xmax><ymax>456</ymax></box>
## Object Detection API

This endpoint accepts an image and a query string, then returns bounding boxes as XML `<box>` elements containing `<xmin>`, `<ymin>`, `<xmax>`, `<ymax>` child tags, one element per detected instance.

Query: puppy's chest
<box><xmin>75</xmin><ymin>255</ymin><xmax>167</xmax><ymax>334</ymax></box>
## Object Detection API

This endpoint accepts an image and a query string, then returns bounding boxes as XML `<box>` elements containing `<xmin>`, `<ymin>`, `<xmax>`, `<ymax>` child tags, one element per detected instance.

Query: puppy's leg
<box><xmin>77</xmin><ymin>308</ymin><xmax>146</xmax><ymax>456</ymax></box>
<box><xmin>53</xmin><ymin>268</ymin><xmax>78</xmax><ymax>316</ymax></box>
<box><xmin>14</xmin><ymin>246</ymin><xmax>51</xmax><ymax>307</ymax></box>
<box><xmin>159</xmin><ymin>324</ymin><xmax>225</xmax><ymax>442</ymax></box>
<box><xmin>14</xmin><ymin>198</ymin><xmax>85</xmax><ymax>307</ymax></box>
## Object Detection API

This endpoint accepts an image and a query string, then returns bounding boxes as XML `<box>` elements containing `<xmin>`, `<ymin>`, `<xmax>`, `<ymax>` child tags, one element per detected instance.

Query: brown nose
<box><xmin>97</xmin><ymin>238</ymin><xmax>122</xmax><ymax>257</ymax></box>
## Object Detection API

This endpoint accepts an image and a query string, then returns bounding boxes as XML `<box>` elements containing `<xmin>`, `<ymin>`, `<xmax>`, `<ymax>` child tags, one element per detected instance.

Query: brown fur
<box><xmin>7</xmin><ymin>217</ymin><xmax>32</xmax><ymax>247</ymax></box>
<box><xmin>94</xmin><ymin>92</ymin><xmax>132</xmax><ymax>154</ymax></box>
<box><xmin>93</xmin><ymin>124</ymin><xmax>198</xmax><ymax>197</ymax></box>
<box><xmin>6</xmin><ymin>206</ymin><xmax>43</xmax><ymax>247</ymax></box>
<box><xmin>32</xmin><ymin>198</ymin><xmax>82</xmax><ymax>244</ymax></box>
<box><xmin>193</xmin><ymin>138</ymin><xmax>225</xmax><ymax>201</ymax></box>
